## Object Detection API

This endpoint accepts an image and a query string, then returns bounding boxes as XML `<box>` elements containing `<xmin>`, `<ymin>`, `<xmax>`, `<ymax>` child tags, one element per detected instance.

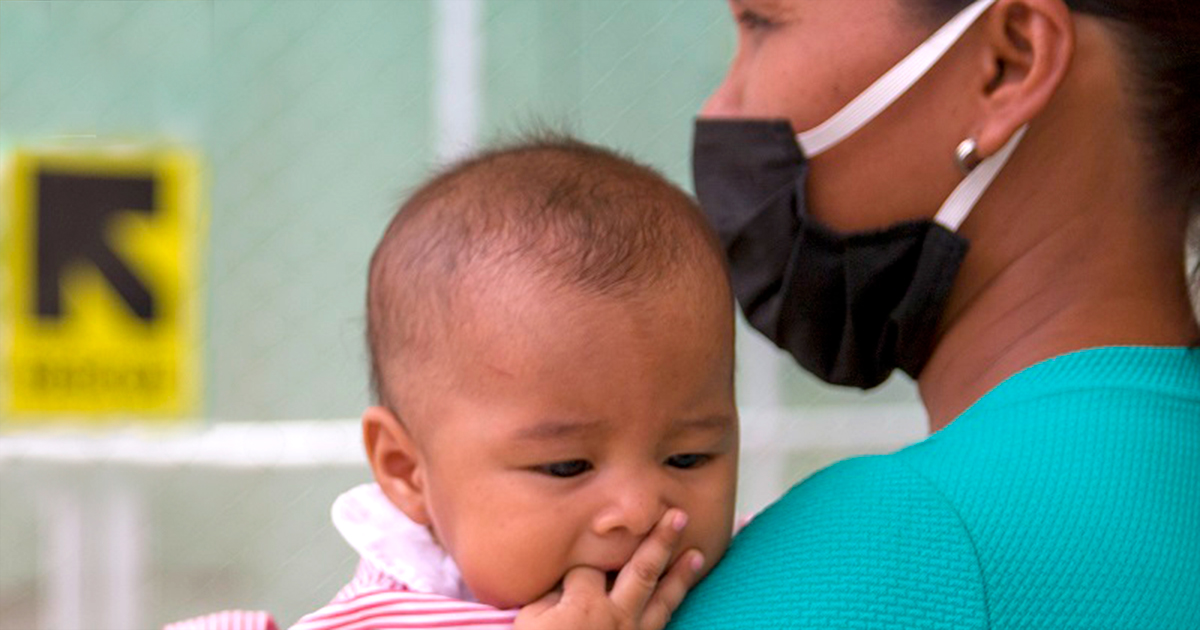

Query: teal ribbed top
<box><xmin>670</xmin><ymin>347</ymin><xmax>1200</xmax><ymax>629</ymax></box>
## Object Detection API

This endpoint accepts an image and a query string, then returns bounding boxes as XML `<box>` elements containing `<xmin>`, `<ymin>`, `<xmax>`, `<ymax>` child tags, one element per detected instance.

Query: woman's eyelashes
<box><xmin>736</xmin><ymin>8</ymin><xmax>776</xmax><ymax>32</ymax></box>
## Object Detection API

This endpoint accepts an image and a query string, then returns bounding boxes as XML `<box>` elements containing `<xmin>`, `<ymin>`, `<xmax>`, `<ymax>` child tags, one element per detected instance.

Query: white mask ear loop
<box><xmin>797</xmin><ymin>0</ymin><xmax>998</xmax><ymax>157</ymax></box>
<box><xmin>934</xmin><ymin>125</ymin><xmax>1028</xmax><ymax>231</ymax></box>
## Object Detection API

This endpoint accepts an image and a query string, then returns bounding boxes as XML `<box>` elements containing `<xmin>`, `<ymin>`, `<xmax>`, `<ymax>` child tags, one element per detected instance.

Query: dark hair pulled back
<box><xmin>919</xmin><ymin>0</ymin><xmax>1200</xmax><ymax>208</ymax></box>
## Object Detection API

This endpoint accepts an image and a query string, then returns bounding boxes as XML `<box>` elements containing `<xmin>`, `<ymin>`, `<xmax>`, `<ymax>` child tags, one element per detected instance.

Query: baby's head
<box><xmin>362</xmin><ymin>135</ymin><xmax>737</xmax><ymax>609</ymax></box>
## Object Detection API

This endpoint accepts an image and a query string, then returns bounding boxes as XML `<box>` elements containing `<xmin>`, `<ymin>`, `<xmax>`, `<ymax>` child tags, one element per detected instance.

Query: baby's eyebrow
<box><xmin>670</xmin><ymin>415</ymin><xmax>735</xmax><ymax>436</ymax></box>
<box><xmin>510</xmin><ymin>418</ymin><xmax>606</xmax><ymax>442</ymax></box>
<box><xmin>509</xmin><ymin>414</ymin><xmax>734</xmax><ymax>442</ymax></box>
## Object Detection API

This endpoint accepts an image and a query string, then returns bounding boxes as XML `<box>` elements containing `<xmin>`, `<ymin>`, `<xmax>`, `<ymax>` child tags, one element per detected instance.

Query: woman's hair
<box><xmin>916</xmin><ymin>0</ymin><xmax>1200</xmax><ymax>312</ymax></box>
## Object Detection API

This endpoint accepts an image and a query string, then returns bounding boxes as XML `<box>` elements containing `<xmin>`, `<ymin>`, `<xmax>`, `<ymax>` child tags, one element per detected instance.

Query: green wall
<box><xmin>1</xmin><ymin>0</ymin><xmax>916</xmax><ymax>422</ymax></box>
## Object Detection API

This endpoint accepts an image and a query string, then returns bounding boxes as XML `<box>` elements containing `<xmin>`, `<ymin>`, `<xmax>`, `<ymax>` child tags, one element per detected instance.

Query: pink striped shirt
<box><xmin>162</xmin><ymin>483</ymin><xmax>515</xmax><ymax>630</ymax></box>
<box><xmin>164</xmin><ymin>610</ymin><xmax>278</xmax><ymax>630</ymax></box>
<box><xmin>288</xmin><ymin>483</ymin><xmax>517</xmax><ymax>630</ymax></box>
<box><xmin>289</xmin><ymin>560</ymin><xmax>516</xmax><ymax>630</ymax></box>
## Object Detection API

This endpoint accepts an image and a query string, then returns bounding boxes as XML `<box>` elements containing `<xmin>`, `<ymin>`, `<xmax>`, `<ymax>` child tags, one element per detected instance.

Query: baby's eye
<box><xmin>536</xmin><ymin>460</ymin><xmax>593</xmax><ymax>478</ymax></box>
<box><xmin>666</xmin><ymin>453</ymin><xmax>711</xmax><ymax>470</ymax></box>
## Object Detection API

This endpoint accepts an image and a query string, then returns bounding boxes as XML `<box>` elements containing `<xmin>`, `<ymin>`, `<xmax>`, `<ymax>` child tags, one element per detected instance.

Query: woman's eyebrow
<box><xmin>733</xmin><ymin>0</ymin><xmax>782</xmax><ymax>11</ymax></box>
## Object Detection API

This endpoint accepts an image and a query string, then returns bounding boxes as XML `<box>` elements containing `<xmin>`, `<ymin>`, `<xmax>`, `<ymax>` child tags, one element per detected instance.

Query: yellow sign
<box><xmin>2</xmin><ymin>147</ymin><xmax>203</xmax><ymax>422</ymax></box>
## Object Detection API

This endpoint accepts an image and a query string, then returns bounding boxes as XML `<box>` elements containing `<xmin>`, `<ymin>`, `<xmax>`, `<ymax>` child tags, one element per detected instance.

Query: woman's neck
<box><xmin>920</xmin><ymin>248</ymin><xmax>1198</xmax><ymax>431</ymax></box>
<box><xmin>917</xmin><ymin>46</ymin><xmax>1199</xmax><ymax>430</ymax></box>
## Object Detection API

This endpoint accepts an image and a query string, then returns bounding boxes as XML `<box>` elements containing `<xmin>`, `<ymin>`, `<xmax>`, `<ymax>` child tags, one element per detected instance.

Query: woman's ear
<box><xmin>973</xmin><ymin>0</ymin><xmax>1074</xmax><ymax>156</ymax></box>
<box><xmin>362</xmin><ymin>405</ymin><xmax>432</xmax><ymax>525</ymax></box>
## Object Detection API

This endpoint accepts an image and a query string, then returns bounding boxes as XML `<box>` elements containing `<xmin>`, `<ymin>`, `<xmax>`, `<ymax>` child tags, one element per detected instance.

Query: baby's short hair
<box><xmin>366</xmin><ymin>133</ymin><xmax>728</xmax><ymax>408</ymax></box>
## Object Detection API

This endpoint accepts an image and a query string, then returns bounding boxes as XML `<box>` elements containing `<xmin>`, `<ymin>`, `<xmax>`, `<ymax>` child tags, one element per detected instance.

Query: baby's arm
<box><xmin>514</xmin><ymin>509</ymin><xmax>704</xmax><ymax>630</ymax></box>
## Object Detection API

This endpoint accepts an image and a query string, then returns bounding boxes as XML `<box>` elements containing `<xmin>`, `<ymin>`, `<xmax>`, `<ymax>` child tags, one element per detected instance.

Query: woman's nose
<box><xmin>700</xmin><ymin>63</ymin><xmax>743</xmax><ymax>118</ymax></box>
<box><xmin>591</xmin><ymin>478</ymin><xmax>667</xmax><ymax>539</ymax></box>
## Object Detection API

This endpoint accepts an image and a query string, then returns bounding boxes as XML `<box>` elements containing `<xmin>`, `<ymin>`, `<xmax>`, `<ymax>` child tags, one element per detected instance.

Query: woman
<box><xmin>669</xmin><ymin>0</ymin><xmax>1200</xmax><ymax>627</ymax></box>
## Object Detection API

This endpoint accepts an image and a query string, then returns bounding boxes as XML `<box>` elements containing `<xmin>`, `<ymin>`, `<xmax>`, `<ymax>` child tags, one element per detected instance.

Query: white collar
<box><xmin>331</xmin><ymin>483</ymin><xmax>475</xmax><ymax>601</ymax></box>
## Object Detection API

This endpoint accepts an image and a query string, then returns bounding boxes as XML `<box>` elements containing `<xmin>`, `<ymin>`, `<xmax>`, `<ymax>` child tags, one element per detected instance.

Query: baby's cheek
<box><xmin>687</xmin><ymin>509</ymin><xmax>735</xmax><ymax>574</ymax></box>
<box><xmin>457</xmin><ymin>537</ymin><xmax>564</xmax><ymax>610</ymax></box>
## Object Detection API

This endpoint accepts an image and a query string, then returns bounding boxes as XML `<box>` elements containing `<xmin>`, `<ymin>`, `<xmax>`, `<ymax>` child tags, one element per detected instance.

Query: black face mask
<box><xmin>692</xmin><ymin>119</ymin><xmax>969</xmax><ymax>389</ymax></box>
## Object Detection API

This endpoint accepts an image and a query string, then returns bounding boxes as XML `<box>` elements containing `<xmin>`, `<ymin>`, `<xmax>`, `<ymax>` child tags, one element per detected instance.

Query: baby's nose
<box><xmin>591</xmin><ymin>480</ymin><xmax>666</xmax><ymax>539</ymax></box>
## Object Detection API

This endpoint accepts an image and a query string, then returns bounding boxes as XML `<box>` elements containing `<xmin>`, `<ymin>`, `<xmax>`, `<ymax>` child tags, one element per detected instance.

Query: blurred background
<box><xmin>0</xmin><ymin>1</ymin><xmax>927</xmax><ymax>628</ymax></box>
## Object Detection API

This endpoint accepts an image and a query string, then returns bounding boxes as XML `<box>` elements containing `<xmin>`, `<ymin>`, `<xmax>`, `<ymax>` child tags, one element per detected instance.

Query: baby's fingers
<box><xmin>561</xmin><ymin>565</ymin><xmax>608</xmax><ymax>602</ymax></box>
<box><xmin>514</xmin><ymin>568</ymin><xmax>607</xmax><ymax>630</ymax></box>
<box><xmin>511</xmin><ymin>585</ymin><xmax>556</xmax><ymax>624</ymax></box>
<box><xmin>640</xmin><ymin>549</ymin><xmax>704</xmax><ymax>630</ymax></box>
<box><xmin>610</xmin><ymin>509</ymin><xmax>688</xmax><ymax>618</ymax></box>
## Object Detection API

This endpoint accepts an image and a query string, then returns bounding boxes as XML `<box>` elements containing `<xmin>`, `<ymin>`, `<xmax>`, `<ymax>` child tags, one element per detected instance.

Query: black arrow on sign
<box><xmin>36</xmin><ymin>171</ymin><xmax>157</xmax><ymax>321</ymax></box>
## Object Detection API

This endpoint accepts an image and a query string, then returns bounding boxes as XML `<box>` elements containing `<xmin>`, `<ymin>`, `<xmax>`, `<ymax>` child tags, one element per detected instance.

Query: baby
<box><xmin>294</xmin><ymin>136</ymin><xmax>738</xmax><ymax>630</ymax></box>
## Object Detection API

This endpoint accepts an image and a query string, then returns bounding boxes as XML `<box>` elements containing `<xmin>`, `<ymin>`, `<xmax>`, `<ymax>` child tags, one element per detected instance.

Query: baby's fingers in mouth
<box><xmin>605</xmin><ymin>570</ymin><xmax>620</xmax><ymax>591</ymax></box>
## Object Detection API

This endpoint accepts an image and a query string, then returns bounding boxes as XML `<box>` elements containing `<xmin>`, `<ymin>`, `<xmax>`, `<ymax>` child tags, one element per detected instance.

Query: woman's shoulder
<box><xmin>669</xmin><ymin>454</ymin><xmax>989</xmax><ymax>629</ymax></box>
<box><xmin>956</xmin><ymin>345</ymin><xmax>1200</xmax><ymax>418</ymax></box>
<box><xmin>667</xmin><ymin>347</ymin><xmax>1200</xmax><ymax>629</ymax></box>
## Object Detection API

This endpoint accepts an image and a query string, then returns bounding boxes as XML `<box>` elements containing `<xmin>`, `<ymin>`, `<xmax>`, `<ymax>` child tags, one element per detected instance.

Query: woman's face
<box><xmin>704</xmin><ymin>0</ymin><xmax>981</xmax><ymax>232</ymax></box>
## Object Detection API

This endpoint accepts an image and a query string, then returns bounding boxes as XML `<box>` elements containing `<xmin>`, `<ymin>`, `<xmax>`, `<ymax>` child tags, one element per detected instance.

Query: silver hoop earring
<box><xmin>955</xmin><ymin>138</ymin><xmax>982</xmax><ymax>175</ymax></box>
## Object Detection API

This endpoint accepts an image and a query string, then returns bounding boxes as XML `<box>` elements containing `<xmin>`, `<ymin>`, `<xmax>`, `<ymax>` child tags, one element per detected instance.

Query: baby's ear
<box><xmin>362</xmin><ymin>406</ymin><xmax>432</xmax><ymax>525</ymax></box>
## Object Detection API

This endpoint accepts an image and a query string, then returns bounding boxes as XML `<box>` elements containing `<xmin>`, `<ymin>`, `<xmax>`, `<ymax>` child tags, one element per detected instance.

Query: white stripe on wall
<box><xmin>434</xmin><ymin>0</ymin><xmax>483</xmax><ymax>163</ymax></box>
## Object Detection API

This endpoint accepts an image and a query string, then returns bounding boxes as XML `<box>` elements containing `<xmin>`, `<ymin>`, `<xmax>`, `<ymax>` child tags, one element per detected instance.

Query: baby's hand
<box><xmin>513</xmin><ymin>509</ymin><xmax>705</xmax><ymax>630</ymax></box>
